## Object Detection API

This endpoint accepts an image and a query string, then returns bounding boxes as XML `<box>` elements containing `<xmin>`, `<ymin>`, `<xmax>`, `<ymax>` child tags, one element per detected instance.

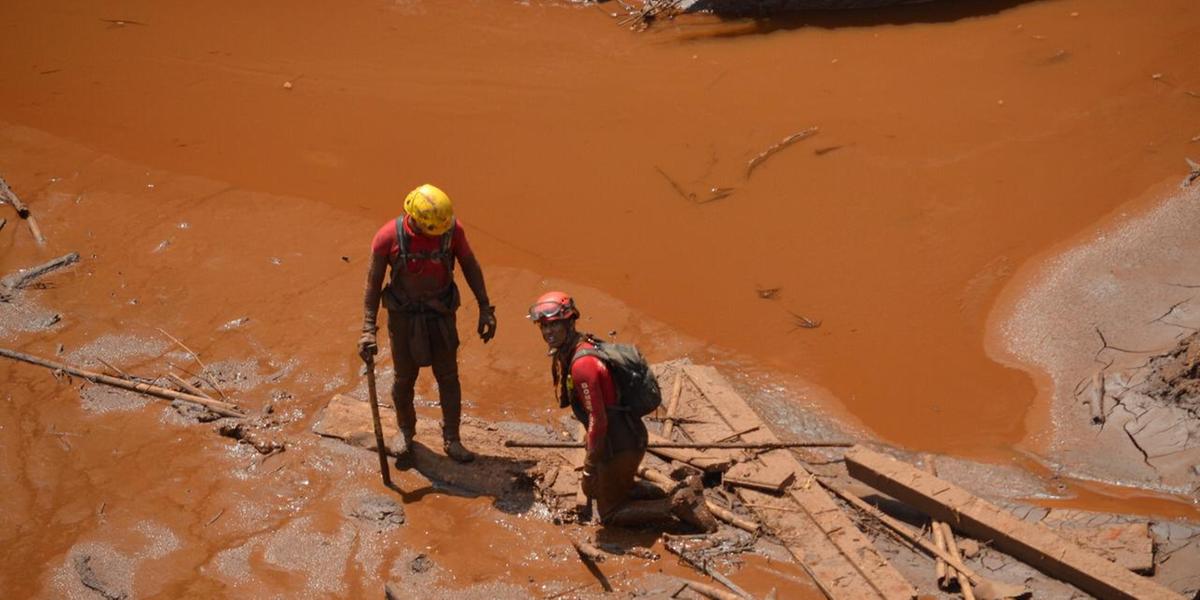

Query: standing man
<box><xmin>358</xmin><ymin>183</ymin><xmax>496</xmax><ymax>463</ymax></box>
<box><xmin>528</xmin><ymin>291</ymin><xmax>716</xmax><ymax>530</ymax></box>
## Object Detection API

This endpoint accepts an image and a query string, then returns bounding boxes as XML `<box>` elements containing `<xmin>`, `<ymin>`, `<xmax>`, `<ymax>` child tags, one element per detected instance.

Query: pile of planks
<box><xmin>648</xmin><ymin>363</ymin><xmax>1184</xmax><ymax>600</ymax></box>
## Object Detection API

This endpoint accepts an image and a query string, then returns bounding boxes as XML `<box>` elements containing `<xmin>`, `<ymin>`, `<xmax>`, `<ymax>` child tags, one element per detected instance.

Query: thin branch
<box><xmin>746</xmin><ymin>127</ymin><xmax>819</xmax><ymax>180</ymax></box>
<box><xmin>155</xmin><ymin>327</ymin><xmax>228</xmax><ymax>400</ymax></box>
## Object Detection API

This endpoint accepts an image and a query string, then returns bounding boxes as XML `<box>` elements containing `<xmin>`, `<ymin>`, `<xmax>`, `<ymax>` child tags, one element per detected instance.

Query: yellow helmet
<box><xmin>403</xmin><ymin>184</ymin><xmax>455</xmax><ymax>236</ymax></box>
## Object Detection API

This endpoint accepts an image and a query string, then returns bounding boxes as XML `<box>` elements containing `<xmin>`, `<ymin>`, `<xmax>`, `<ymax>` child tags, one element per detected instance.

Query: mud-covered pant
<box><xmin>386</xmin><ymin>309</ymin><xmax>462</xmax><ymax>442</ymax></box>
<box><xmin>592</xmin><ymin>448</ymin><xmax>674</xmax><ymax>528</ymax></box>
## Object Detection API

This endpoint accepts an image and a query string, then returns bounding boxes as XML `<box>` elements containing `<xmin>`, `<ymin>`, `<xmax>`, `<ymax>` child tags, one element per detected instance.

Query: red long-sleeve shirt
<box><xmin>570</xmin><ymin>341</ymin><xmax>618</xmax><ymax>455</ymax></box>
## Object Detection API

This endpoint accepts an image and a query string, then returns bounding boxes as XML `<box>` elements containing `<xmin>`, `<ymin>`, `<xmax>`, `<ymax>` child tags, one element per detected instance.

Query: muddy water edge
<box><xmin>2</xmin><ymin>0</ymin><xmax>1199</xmax><ymax>596</ymax></box>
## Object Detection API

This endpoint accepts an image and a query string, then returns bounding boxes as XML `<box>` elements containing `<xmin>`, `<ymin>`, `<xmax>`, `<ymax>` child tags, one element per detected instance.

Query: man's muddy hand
<box><xmin>358</xmin><ymin>332</ymin><xmax>378</xmax><ymax>363</ymax></box>
<box><xmin>478</xmin><ymin>305</ymin><xmax>497</xmax><ymax>343</ymax></box>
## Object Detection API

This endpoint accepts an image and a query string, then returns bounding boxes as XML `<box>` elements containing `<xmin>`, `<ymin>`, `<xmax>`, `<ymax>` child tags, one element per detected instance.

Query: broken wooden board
<box><xmin>683</xmin><ymin>365</ymin><xmax>915</xmax><ymax>600</ymax></box>
<box><xmin>845</xmin><ymin>446</ymin><xmax>1184</xmax><ymax>600</ymax></box>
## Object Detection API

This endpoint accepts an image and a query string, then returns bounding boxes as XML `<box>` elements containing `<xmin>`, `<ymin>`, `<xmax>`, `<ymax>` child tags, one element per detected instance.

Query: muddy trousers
<box><xmin>387</xmin><ymin>311</ymin><xmax>463</xmax><ymax>442</ymax></box>
<box><xmin>593</xmin><ymin>449</ymin><xmax>673</xmax><ymax>527</ymax></box>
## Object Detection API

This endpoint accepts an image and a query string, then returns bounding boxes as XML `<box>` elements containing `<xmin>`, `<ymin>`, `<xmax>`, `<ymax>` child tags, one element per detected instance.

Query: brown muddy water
<box><xmin>2</xmin><ymin>0</ymin><xmax>1199</xmax><ymax>597</ymax></box>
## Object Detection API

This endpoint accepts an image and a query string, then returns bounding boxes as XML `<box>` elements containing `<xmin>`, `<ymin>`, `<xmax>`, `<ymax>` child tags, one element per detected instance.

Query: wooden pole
<box><xmin>661</xmin><ymin>369</ymin><xmax>686</xmax><ymax>440</ymax></box>
<box><xmin>364</xmin><ymin>356</ymin><xmax>393</xmax><ymax>489</ymax></box>
<box><xmin>0</xmin><ymin>347</ymin><xmax>245</xmax><ymax>418</ymax></box>
<box><xmin>507</xmin><ymin>440</ymin><xmax>851</xmax><ymax>450</ymax></box>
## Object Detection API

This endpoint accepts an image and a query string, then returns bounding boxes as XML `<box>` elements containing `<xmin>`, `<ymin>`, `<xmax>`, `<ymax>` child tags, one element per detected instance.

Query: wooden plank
<box><xmin>646</xmin><ymin>431</ymin><xmax>734</xmax><ymax>472</ymax></box>
<box><xmin>685</xmin><ymin>365</ymin><xmax>915</xmax><ymax>600</ymax></box>
<box><xmin>1004</xmin><ymin>506</ymin><xmax>1156</xmax><ymax>575</ymax></box>
<box><xmin>844</xmin><ymin>446</ymin><xmax>1184</xmax><ymax>600</ymax></box>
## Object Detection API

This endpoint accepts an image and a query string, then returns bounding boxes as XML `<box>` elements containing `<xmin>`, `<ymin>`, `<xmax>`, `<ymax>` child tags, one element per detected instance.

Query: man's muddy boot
<box><xmin>443</xmin><ymin>439</ymin><xmax>475</xmax><ymax>463</ymax></box>
<box><xmin>670</xmin><ymin>477</ymin><xmax>718</xmax><ymax>533</ymax></box>
<box><xmin>391</xmin><ymin>431</ymin><xmax>415</xmax><ymax>467</ymax></box>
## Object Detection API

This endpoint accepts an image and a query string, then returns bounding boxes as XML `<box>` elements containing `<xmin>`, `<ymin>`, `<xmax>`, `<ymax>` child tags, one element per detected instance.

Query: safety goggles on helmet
<box><xmin>527</xmin><ymin>297</ymin><xmax>578</xmax><ymax>323</ymax></box>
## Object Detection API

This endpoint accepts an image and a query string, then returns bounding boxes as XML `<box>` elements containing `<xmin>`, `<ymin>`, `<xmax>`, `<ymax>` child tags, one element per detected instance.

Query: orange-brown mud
<box><xmin>2</xmin><ymin>0</ymin><xmax>1200</xmax><ymax>597</ymax></box>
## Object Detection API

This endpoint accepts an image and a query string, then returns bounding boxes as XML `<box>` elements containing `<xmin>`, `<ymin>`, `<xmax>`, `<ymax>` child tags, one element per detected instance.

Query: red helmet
<box><xmin>528</xmin><ymin>291</ymin><xmax>579</xmax><ymax>323</ymax></box>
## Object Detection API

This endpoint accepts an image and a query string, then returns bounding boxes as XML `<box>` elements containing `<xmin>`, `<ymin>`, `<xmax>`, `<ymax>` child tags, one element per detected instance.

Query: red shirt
<box><xmin>370</xmin><ymin>216</ymin><xmax>474</xmax><ymax>288</ymax></box>
<box><xmin>570</xmin><ymin>340</ymin><xmax>618</xmax><ymax>453</ymax></box>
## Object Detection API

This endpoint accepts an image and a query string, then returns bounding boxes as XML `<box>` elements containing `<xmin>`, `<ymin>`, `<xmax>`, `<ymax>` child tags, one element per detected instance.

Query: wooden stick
<box><xmin>508</xmin><ymin>440</ymin><xmax>851</xmax><ymax>449</ymax></box>
<box><xmin>155</xmin><ymin>327</ymin><xmax>228</xmax><ymax>400</ymax></box>
<box><xmin>661</xmin><ymin>369</ymin><xmax>686</xmax><ymax>439</ymax></box>
<box><xmin>922</xmin><ymin>457</ymin><xmax>950</xmax><ymax>587</ymax></box>
<box><xmin>715</xmin><ymin>425</ymin><xmax>760</xmax><ymax>444</ymax></box>
<box><xmin>746</xmin><ymin>127</ymin><xmax>819</xmax><ymax>180</ymax></box>
<box><xmin>941</xmin><ymin>521</ymin><xmax>977</xmax><ymax>600</ymax></box>
<box><xmin>96</xmin><ymin>357</ymin><xmax>132</xmax><ymax>380</ymax></box>
<box><xmin>0</xmin><ymin>177</ymin><xmax>46</xmax><ymax>244</ymax></box>
<box><xmin>0</xmin><ymin>347</ymin><xmax>245</xmax><ymax>417</ymax></box>
<box><xmin>705</xmin><ymin>501</ymin><xmax>761</xmax><ymax>534</ymax></box>
<box><xmin>167</xmin><ymin>372</ymin><xmax>215</xmax><ymax>400</ymax></box>
<box><xmin>665</xmin><ymin>544</ymin><xmax>753</xmax><ymax>600</ymax></box>
<box><xmin>820</xmin><ymin>479</ymin><xmax>986</xmax><ymax>585</ymax></box>
<box><xmin>1</xmin><ymin>252</ymin><xmax>79</xmax><ymax>289</ymax></box>
<box><xmin>677</xmin><ymin>578</ymin><xmax>742</xmax><ymax>600</ymax></box>
<box><xmin>566</xmin><ymin>534</ymin><xmax>613</xmax><ymax>592</ymax></box>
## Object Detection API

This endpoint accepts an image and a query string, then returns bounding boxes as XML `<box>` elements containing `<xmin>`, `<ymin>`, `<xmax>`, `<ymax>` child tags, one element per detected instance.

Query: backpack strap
<box><xmin>392</xmin><ymin>216</ymin><xmax>456</xmax><ymax>272</ymax></box>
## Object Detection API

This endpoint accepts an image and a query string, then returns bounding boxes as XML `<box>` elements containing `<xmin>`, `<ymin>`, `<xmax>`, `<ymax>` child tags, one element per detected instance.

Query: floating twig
<box><xmin>746</xmin><ymin>127</ymin><xmax>819</xmax><ymax>180</ymax></box>
<box><xmin>787</xmin><ymin>310</ymin><xmax>822</xmax><ymax>331</ymax></box>
<box><xmin>655</xmin><ymin>166</ymin><xmax>697</xmax><ymax>203</ymax></box>
<box><xmin>755</xmin><ymin>286</ymin><xmax>781</xmax><ymax>300</ymax></box>
<box><xmin>100</xmin><ymin>18</ymin><xmax>147</xmax><ymax>26</ymax></box>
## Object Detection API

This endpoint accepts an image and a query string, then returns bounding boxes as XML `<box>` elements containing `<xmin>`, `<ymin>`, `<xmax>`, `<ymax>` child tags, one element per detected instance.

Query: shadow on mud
<box><xmin>669</xmin><ymin>0</ymin><xmax>1043</xmax><ymax>38</ymax></box>
<box><xmin>390</xmin><ymin>442</ymin><xmax>540</xmax><ymax>515</ymax></box>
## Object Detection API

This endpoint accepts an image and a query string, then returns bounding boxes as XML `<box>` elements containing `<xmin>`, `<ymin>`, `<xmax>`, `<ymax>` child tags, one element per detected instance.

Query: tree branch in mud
<box><xmin>745</xmin><ymin>127</ymin><xmax>819</xmax><ymax>180</ymax></box>
<box><xmin>0</xmin><ymin>347</ymin><xmax>245</xmax><ymax>417</ymax></box>
<box><xmin>155</xmin><ymin>327</ymin><xmax>229</xmax><ymax>400</ymax></box>
<box><xmin>1</xmin><ymin>252</ymin><xmax>79</xmax><ymax>290</ymax></box>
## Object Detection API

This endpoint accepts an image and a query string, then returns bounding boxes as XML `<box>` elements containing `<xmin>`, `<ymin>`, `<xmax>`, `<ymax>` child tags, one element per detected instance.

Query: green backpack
<box><xmin>572</xmin><ymin>337</ymin><xmax>662</xmax><ymax>417</ymax></box>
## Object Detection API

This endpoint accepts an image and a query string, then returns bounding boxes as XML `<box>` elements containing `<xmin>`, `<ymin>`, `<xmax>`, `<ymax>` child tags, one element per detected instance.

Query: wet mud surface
<box><xmin>3</xmin><ymin>0</ymin><xmax>1200</xmax><ymax>597</ymax></box>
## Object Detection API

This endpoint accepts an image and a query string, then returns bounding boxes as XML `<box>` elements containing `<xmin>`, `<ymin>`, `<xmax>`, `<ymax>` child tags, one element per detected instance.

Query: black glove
<box><xmin>477</xmin><ymin>305</ymin><xmax>497</xmax><ymax>343</ymax></box>
<box><xmin>357</xmin><ymin>331</ymin><xmax>377</xmax><ymax>363</ymax></box>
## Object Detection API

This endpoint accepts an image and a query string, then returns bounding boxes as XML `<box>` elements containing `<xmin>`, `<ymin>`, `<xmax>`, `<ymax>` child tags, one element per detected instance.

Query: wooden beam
<box><xmin>844</xmin><ymin>446</ymin><xmax>1183</xmax><ymax>600</ymax></box>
